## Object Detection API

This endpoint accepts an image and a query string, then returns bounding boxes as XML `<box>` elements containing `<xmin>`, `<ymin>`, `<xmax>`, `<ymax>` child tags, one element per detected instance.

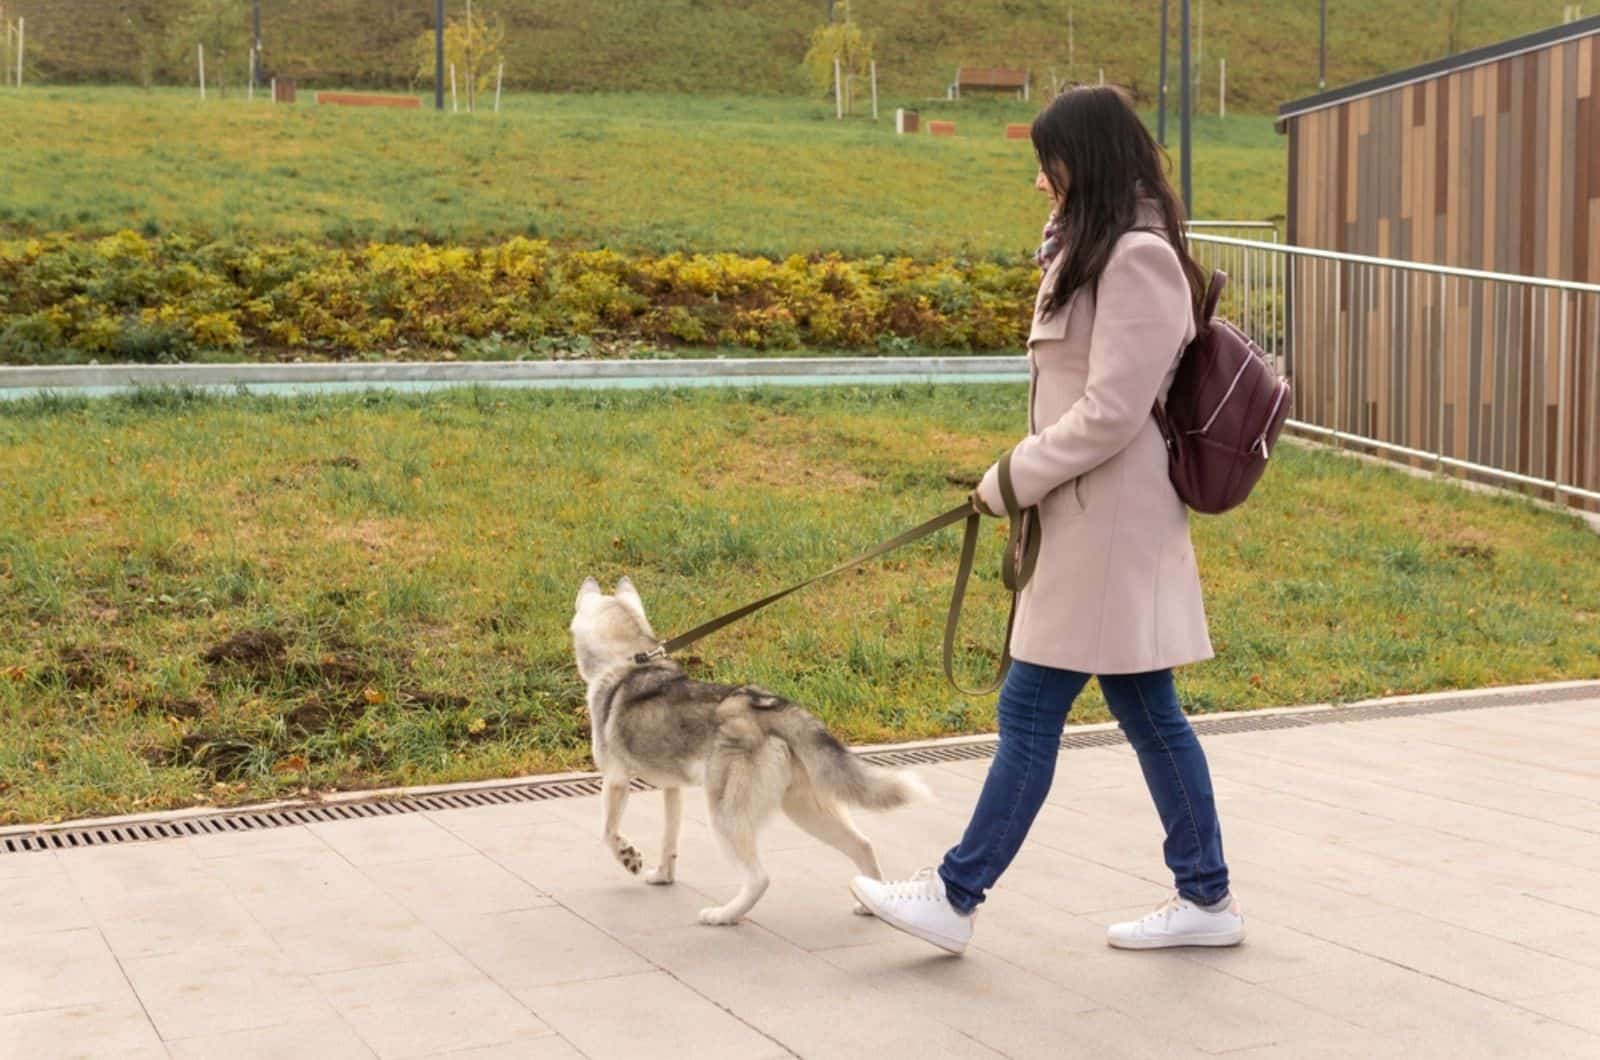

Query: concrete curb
<box><xmin>0</xmin><ymin>356</ymin><xmax>1029</xmax><ymax>391</ymax></box>
<box><xmin>5</xmin><ymin>678</ymin><xmax>1594</xmax><ymax>838</ymax></box>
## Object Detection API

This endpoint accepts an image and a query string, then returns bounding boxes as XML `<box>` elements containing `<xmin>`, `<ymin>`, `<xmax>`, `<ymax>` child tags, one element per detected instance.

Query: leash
<box><xmin>638</xmin><ymin>452</ymin><xmax>1039</xmax><ymax>696</ymax></box>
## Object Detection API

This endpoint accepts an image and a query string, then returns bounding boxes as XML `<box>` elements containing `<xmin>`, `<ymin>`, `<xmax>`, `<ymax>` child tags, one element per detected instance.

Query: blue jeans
<box><xmin>938</xmin><ymin>659</ymin><xmax>1230</xmax><ymax>915</ymax></box>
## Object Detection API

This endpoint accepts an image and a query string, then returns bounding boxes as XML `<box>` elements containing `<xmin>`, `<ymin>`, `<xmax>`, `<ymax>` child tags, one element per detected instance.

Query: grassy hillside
<box><xmin>0</xmin><ymin>88</ymin><xmax>1286</xmax><ymax>253</ymax></box>
<box><xmin>6</xmin><ymin>0</ymin><xmax>1570</xmax><ymax>113</ymax></box>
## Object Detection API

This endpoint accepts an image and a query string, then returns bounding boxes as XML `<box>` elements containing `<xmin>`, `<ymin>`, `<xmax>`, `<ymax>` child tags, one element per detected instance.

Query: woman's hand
<box><xmin>972</xmin><ymin>462</ymin><xmax>1007</xmax><ymax>517</ymax></box>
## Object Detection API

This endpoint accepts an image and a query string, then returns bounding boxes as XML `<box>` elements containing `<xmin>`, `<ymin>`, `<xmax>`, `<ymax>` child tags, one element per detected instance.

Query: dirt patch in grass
<box><xmin>130</xmin><ymin>690</ymin><xmax>212</xmax><ymax>720</ymax></box>
<box><xmin>45</xmin><ymin>644</ymin><xmax>135</xmax><ymax>690</ymax></box>
<box><xmin>201</xmin><ymin>628</ymin><xmax>287</xmax><ymax>672</ymax></box>
<box><xmin>282</xmin><ymin>696</ymin><xmax>366</xmax><ymax>736</ymax></box>
<box><xmin>1445</xmin><ymin>543</ymin><xmax>1497</xmax><ymax>566</ymax></box>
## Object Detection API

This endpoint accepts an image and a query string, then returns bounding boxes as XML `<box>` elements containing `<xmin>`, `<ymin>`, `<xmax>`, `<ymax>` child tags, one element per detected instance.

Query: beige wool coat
<box><xmin>975</xmin><ymin>217</ymin><xmax>1214</xmax><ymax>675</ymax></box>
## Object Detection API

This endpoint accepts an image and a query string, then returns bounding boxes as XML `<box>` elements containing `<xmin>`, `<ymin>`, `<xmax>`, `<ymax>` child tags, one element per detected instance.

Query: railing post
<box><xmin>1332</xmin><ymin>261</ymin><xmax>1342</xmax><ymax>449</ymax></box>
<box><xmin>1556</xmin><ymin>289</ymin><xmax>1570</xmax><ymax>506</ymax></box>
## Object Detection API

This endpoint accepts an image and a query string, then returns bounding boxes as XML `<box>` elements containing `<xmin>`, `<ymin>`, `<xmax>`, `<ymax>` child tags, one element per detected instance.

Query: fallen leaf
<box><xmin>272</xmin><ymin>755</ymin><xmax>308</xmax><ymax>774</ymax></box>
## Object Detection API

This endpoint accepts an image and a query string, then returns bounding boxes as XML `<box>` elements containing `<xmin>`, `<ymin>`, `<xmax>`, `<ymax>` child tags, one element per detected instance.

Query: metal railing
<box><xmin>1186</xmin><ymin>220</ymin><xmax>1281</xmax><ymax>243</ymax></box>
<box><xmin>1189</xmin><ymin>234</ymin><xmax>1600</xmax><ymax>510</ymax></box>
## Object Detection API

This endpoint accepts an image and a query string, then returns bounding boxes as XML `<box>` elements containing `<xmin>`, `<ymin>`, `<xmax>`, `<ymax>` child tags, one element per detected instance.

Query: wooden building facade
<box><xmin>1273</xmin><ymin>17</ymin><xmax>1600</xmax><ymax>507</ymax></box>
<box><xmin>1279</xmin><ymin>17</ymin><xmax>1600</xmax><ymax>279</ymax></box>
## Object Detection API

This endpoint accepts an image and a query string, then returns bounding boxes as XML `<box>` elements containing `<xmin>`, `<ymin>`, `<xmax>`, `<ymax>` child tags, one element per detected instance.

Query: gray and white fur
<box><xmin>570</xmin><ymin>576</ymin><xmax>928</xmax><ymax>925</ymax></box>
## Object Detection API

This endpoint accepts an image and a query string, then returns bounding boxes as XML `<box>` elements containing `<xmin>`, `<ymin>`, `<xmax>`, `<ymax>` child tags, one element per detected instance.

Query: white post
<box><xmin>450</xmin><ymin>63</ymin><xmax>458</xmax><ymax>113</ymax></box>
<box><xmin>198</xmin><ymin>43</ymin><xmax>205</xmax><ymax>100</ymax></box>
<box><xmin>1219</xmin><ymin>58</ymin><xmax>1226</xmax><ymax>118</ymax></box>
<box><xmin>3</xmin><ymin>15</ymin><xmax>11</xmax><ymax>89</ymax></box>
<box><xmin>248</xmin><ymin>48</ymin><xmax>255</xmax><ymax>101</ymax></box>
<box><xmin>870</xmin><ymin>60</ymin><xmax>878</xmax><ymax>120</ymax></box>
<box><xmin>15</xmin><ymin>16</ymin><xmax>22</xmax><ymax>88</ymax></box>
<box><xmin>270</xmin><ymin>76</ymin><xmax>276</xmax><ymax>102</ymax></box>
<box><xmin>1098</xmin><ymin>67</ymin><xmax>1104</xmax><ymax>86</ymax></box>
<box><xmin>494</xmin><ymin>62</ymin><xmax>503</xmax><ymax>113</ymax></box>
<box><xmin>834</xmin><ymin>57</ymin><xmax>842</xmax><ymax>119</ymax></box>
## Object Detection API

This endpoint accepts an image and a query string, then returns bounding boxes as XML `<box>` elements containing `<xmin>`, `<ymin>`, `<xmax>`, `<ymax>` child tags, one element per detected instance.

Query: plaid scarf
<box><xmin>1034</xmin><ymin>214</ymin><xmax>1064</xmax><ymax>271</ymax></box>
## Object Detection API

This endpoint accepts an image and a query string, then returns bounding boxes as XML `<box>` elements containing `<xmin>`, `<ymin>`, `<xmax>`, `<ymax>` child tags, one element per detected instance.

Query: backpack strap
<box><xmin>1199</xmin><ymin>270</ymin><xmax>1227</xmax><ymax>326</ymax></box>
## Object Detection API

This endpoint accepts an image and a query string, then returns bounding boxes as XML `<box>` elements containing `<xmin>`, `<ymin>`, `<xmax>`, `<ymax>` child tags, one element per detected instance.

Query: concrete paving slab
<box><xmin>515</xmin><ymin>970</ymin><xmax>791</xmax><ymax>1059</ymax></box>
<box><xmin>0</xmin><ymin>869</ymin><xmax>96</xmax><ymax>937</ymax></box>
<box><xmin>358</xmin><ymin>853</ymin><xmax>556</xmax><ymax>922</ymax></box>
<box><xmin>0</xmin><ymin>996</ymin><xmax>167</xmax><ymax>1060</ymax></box>
<box><xmin>307</xmin><ymin>814</ymin><xmax>478</xmax><ymax>866</ymax></box>
<box><xmin>433</xmin><ymin>905</ymin><xmax>654</xmax><ymax>990</ymax></box>
<box><xmin>0</xmin><ymin>929</ymin><xmax>136</xmax><ymax>1016</ymax></box>
<box><xmin>120</xmin><ymin>941</ymin><xmax>335</xmax><ymax>1040</ymax></box>
<box><xmin>247</xmin><ymin>893</ymin><xmax>458</xmax><ymax>976</ymax></box>
<box><xmin>3</xmin><ymin>692</ymin><xmax>1599</xmax><ymax>1058</ymax></box>
<box><xmin>312</xmin><ymin>955</ymin><xmax>550</xmax><ymax>1059</ymax></box>
<box><xmin>412</xmin><ymin>1037</ymin><xmax>587</xmax><ymax>1060</ymax></box>
<box><xmin>165</xmin><ymin>1015</ymin><xmax>377</xmax><ymax>1059</ymax></box>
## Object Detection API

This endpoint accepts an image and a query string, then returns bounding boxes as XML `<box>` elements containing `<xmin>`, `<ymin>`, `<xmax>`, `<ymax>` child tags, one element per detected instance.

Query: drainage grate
<box><xmin>0</xmin><ymin>775</ymin><xmax>644</xmax><ymax>856</ymax></box>
<box><xmin>3</xmin><ymin>684</ymin><xmax>1591</xmax><ymax>855</ymax></box>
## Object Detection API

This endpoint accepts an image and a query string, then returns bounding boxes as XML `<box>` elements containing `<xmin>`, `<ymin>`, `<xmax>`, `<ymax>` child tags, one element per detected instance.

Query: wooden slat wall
<box><xmin>1284</xmin><ymin>30</ymin><xmax>1600</xmax><ymax>504</ymax></box>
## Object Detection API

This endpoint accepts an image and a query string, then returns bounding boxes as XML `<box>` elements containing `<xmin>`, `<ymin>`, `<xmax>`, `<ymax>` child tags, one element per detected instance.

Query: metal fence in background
<box><xmin>1189</xmin><ymin>233</ymin><xmax>1600</xmax><ymax>512</ymax></box>
<box><xmin>1186</xmin><ymin>220</ymin><xmax>1280</xmax><ymax>243</ymax></box>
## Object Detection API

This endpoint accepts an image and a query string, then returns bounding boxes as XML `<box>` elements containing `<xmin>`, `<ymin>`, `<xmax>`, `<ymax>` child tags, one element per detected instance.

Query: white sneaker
<box><xmin>850</xmin><ymin>867</ymin><xmax>974</xmax><ymax>955</ymax></box>
<box><xmin>1108</xmin><ymin>894</ymin><xmax>1246</xmax><ymax>949</ymax></box>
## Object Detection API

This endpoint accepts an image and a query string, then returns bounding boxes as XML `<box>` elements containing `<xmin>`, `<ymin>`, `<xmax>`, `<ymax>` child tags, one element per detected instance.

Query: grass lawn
<box><xmin>2</xmin><ymin>385</ymin><xmax>1597</xmax><ymax>825</ymax></box>
<box><xmin>0</xmin><ymin>88</ymin><xmax>1286</xmax><ymax>257</ymax></box>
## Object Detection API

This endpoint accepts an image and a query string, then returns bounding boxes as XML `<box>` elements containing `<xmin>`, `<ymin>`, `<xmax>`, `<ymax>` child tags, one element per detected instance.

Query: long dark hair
<box><xmin>1031</xmin><ymin>85</ymin><xmax>1206</xmax><ymax>316</ymax></box>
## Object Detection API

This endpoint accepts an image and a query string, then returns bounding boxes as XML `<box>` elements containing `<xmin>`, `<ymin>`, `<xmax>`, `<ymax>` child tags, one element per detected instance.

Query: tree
<box><xmin>802</xmin><ymin>18</ymin><xmax>874</xmax><ymax>112</ymax></box>
<box><xmin>169</xmin><ymin>0</ymin><xmax>251</xmax><ymax>97</ymax></box>
<box><xmin>118</xmin><ymin>0</ymin><xmax>169</xmax><ymax>89</ymax></box>
<box><xmin>411</xmin><ymin>5</ymin><xmax>505</xmax><ymax>110</ymax></box>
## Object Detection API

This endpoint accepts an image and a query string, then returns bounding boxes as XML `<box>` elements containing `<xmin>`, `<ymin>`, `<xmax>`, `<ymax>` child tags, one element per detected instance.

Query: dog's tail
<box><xmin>762</xmin><ymin>700</ymin><xmax>929</xmax><ymax>811</ymax></box>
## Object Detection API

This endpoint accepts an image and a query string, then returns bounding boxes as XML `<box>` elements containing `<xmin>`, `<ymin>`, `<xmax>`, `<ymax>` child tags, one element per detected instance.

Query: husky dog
<box><xmin>570</xmin><ymin>576</ymin><xmax>928</xmax><ymax>925</ymax></box>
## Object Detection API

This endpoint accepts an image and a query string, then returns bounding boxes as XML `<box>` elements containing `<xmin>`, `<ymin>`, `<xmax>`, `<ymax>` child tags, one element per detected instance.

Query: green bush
<box><xmin>0</xmin><ymin>232</ymin><xmax>1039</xmax><ymax>362</ymax></box>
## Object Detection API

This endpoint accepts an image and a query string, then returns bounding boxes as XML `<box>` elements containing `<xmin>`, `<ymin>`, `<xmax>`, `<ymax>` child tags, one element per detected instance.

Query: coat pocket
<box><xmin>1027</xmin><ymin>305</ymin><xmax>1071</xmax><ymax>346</ymax></box>
<box><xmin>1043</xmin><ymin>475</ymin><xmax>1088</xmax><ymax>520</ymax></box>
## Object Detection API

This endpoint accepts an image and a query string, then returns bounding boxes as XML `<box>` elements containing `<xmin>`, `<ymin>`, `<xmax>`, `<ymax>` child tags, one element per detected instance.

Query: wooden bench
<box><xmin>952</xmin><ymin>67</ymin><xmax>1031</xmax><ymax>101</ymax></box>
<box><xmin>314</xmin><ymin>92</ymin><xmax>422</xmax><ymax>110</ymax></box>
<box><xmin>1004</xmin><ymin>123</ymin><xmax>1031</xmax><ymax>140</ymax></box>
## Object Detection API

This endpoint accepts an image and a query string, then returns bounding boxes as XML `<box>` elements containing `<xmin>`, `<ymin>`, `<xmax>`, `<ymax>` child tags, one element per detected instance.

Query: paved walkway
<box><xmin>4</xmin><ymin>695</ymin><xmax>1600</xmax><ymax>1059</ymax></box>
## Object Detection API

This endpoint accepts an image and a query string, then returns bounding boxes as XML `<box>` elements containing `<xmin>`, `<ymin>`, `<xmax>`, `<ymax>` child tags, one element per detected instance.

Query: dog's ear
<box><xmin>614</xmin><ymin>576</ymin><xmax>651</xmax><ymax>629</ymax></box>
<box><xmin>575</xmin><ymin>577</ymin><xmax>600</xmax><ymax>609</ymax></box>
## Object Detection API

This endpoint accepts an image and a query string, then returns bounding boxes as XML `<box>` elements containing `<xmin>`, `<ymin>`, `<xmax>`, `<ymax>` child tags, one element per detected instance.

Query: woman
<box><xmin>850</xmin><ymin>86</ymin><xmax>1243</xmax><ymax>956</ymax></box>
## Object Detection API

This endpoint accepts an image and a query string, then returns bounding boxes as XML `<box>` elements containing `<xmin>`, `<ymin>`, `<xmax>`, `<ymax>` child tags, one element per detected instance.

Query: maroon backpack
<box><xmin>1152</xmin><ymin>271</ymin><xmax>1291</xmax><ymax>515</ymax></box>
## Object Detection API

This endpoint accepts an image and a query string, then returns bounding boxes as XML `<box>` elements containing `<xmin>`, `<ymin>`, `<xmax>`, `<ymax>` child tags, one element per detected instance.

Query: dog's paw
<box><xmin>644</xmin><ymin>865</ymin><xmax>675</xmax><ymax>885</ymax></box>
<box><xmin>698</xmin><ymin>905</ymin><xmax>741</xmax><ymax>926</ymax></box>
<box><xmin>852</xmin><ymin>899</ymin><xmax>874</xmax><ymax>916</ymax></box>
<box><xmin>614</xmin><ymin>843</ymin><xmax>644</xmax><ymax>876</ymax></box>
